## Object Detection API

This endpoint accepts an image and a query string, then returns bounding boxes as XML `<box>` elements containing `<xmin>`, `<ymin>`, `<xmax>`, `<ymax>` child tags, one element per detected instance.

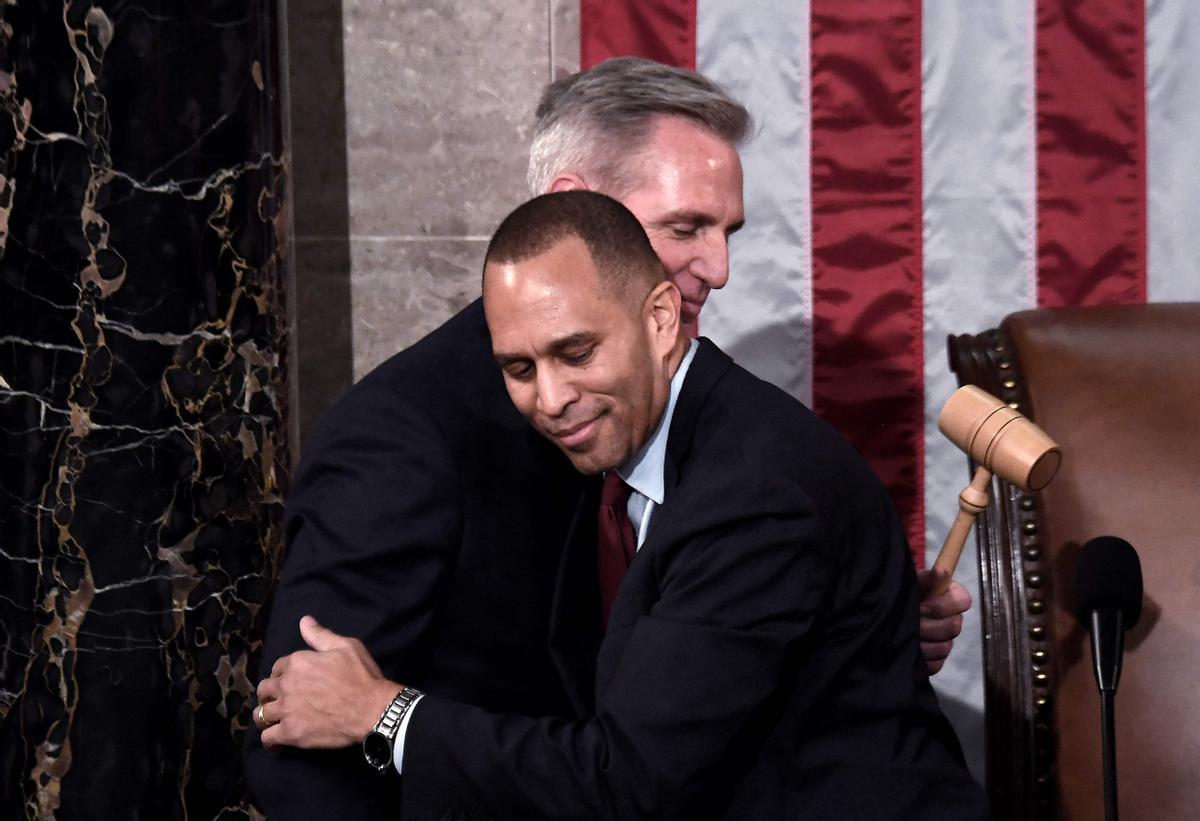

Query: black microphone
<box><xmin>1073</xmin><ymin>535</ymin><xmax>1143</xmax><ymax>821</ymax></box>
<box><xmin>1075</xmin><ymin>535</ymin><xmax>1143</xmax><ymax>691</ymax></box>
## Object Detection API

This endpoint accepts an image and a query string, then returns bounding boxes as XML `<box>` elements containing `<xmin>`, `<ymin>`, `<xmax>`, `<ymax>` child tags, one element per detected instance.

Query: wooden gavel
<box><xmin>931</xmin><ymin>385</ymin><xmax>1062</xmax><ymax>593</ymax></box>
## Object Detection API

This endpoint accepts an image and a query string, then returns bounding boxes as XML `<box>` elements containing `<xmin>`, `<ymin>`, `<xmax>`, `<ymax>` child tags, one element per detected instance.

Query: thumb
<box><xmin>299</xmin><ymin>614</ymin><xmax>344</xmax><ymax>652</ymax></box>
<box><xmin>918</xmin><ymin>565</ymin><xmax>946</xmax><ymax>599</ymax></box>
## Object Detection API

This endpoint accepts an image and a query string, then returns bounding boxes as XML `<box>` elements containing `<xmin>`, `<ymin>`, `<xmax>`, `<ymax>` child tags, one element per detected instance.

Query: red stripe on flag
<box><xmin>580</xmin><ymin>0</ymin><xmax>696</xmax><ymax>69</ymax></box>
<box><xmin>1036</xmin><ymin>0</ymin><xmax>1147</xmax><ymax>307</ymax></box>
<box><xmin>810</xmin><ymin>2</ymin><xmax>926</xmax><ymax>563</ymax></box>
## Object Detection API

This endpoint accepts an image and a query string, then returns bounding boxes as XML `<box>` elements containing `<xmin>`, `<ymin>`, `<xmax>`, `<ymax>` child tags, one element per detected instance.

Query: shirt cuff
<box><xmin>392</xmin><ymin>693</ymin><xmax>424</xmax><ymax>775</ymax></box>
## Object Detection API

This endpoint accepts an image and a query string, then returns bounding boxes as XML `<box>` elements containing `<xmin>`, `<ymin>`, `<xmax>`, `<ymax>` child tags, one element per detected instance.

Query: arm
<box><xmin>243</xmin><ymin>388</ymin><xmax>462</xmax><ymax>818</ymax></box>
<box><xmin>262</xmin><ymin>483</ymin><xmax>834</xmax><ymax>821</ymax></box>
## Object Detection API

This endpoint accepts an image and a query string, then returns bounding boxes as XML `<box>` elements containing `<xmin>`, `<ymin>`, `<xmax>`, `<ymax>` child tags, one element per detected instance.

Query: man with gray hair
<box><xmin>528</xmin><ymin>57</ymin><xmax>747</xmax><ymax>340</ymax></box>
<box><xmin>529</xmin><ymin>57</ymin><xmax>969</xmax><ymax>663</ymax></box>
<box><xmin>245</xmin><ymin>57</ymin><xmax>970</xmax><ymax>818</ymax></box>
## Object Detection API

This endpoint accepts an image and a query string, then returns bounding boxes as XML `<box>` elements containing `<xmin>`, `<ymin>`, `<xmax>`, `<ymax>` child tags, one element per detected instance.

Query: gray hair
<box><xmin>527</xmin><ymin>57</ymin><xmax>751</xmax><ymax>196</ymax></box>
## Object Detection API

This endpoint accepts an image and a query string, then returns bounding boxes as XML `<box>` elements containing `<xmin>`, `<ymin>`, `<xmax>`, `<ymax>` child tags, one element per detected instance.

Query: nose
<box><xmin>535</xmin><ymin>363</ymin><xmax>579</xmax><ymax>419</ymax></box>
<box><xmin>693</xmin><ymin>232</ymin><xmax>730</xmax><ymax>291</ymax></box>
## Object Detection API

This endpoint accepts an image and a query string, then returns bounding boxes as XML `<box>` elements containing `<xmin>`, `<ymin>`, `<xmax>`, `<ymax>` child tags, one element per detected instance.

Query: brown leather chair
<box><xmin>946</xmin><ymin>302</ymin><xmax>1200</xmax><ymax>820</ymax></box>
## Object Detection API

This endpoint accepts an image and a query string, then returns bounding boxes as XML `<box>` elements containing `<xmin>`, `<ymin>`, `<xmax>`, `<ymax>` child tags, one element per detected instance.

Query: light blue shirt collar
<box><xmin>615</xmin><ymin>339</ymin><xmax>698</xmax><ymax>545</ymax></box>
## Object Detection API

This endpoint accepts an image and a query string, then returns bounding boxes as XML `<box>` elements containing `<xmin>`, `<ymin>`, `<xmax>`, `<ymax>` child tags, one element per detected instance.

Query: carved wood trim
<box><xmin>947</xmin><ymin>329</ymin><xmax>1057</xmax><ymax>821</ymax></box>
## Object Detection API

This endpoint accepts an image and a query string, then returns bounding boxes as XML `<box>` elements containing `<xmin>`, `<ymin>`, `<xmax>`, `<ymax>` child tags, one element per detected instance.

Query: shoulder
<box><xmin>301</xmin><ymin>300</ymin><xmax>518</xmax><ymax>457</ymax></box>
<box><xmin>687</xmin><ymin>343</ymin><xmax>876</xmax><ymax>490</ymax></box>
<box><xmin>288</xmin><ymin>302</ymin><xmax>525</xmax><ymax>506</ymax></box>
<box><xmin>666</xmin><ymin>341</ymin><xmax>896</xmax><ymax>544</ymax></box>
<box><xmin>340</xmin><ymin>299</ymin><xmax>494</xmax><ymax>409</ymax></box>
<box><xmin>289</xmin><ymin>300</ymin><xmax>578</xmax><ymax>514</ymax></box>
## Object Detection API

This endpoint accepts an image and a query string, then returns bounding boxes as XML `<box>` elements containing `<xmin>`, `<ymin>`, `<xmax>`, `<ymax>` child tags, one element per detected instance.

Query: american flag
<box><xmin>579</xmin><ymin>0</ymin><xmax>1200</xmax><ymax>775</ymax></box>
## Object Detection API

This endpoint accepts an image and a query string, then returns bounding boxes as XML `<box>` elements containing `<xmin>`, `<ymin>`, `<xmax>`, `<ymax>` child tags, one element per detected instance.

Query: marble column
<box><xmin>0</xmin><ymin>2</ymin><xmax>289</xmax><ymax>819</ymax></box>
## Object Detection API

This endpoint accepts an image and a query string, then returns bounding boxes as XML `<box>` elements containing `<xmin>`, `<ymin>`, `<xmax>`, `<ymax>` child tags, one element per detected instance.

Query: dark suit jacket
<box><xmin>243</xmin><ymin>301</ymin><xmax>583</xmax><ymax>818</ymax></box>
<box><xmin>400</xmin><ymin>339</ymin><xmax>990</xmax><ymax>821</ymax></box>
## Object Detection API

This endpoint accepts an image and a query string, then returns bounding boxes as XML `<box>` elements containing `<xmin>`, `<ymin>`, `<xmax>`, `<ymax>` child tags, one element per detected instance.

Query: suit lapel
<box><xmin>548</xmin><ymin>476</ymin><xmax>603</xmax><ymax>716</ymax></box>
<box><xmin>548</xmin><ymin>341</ymin><xmax>733</xmax><ymax>716</ymax></box>
<box><xmin>663</xmin><ymin>339</ymin><xmax>734</xmax><ymax>493</ymax></box>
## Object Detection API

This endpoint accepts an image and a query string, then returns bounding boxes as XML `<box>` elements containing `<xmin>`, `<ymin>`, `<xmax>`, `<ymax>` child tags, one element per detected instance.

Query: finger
<box><xmin>299</xmin><ymin>614</ymin><xmax>347</xmax><ymax>653</ymax></box>
<box><xmin>922</xmin><ymin>640</ymin><xmax>953</xmax><ymax>665</ymax></box>
<box><xmin>257</xmin><ymin>676</ymin><xmax>279</xmax><ymax>704</ymax></box>
<box><xmin>920</xmin><ymin>614</ymin><xmax>964</xmax><ymax>643</ymax></box>
<box><xmin>926</xmin><ymin>657</ymin><xmax>946</xmax><ymax>675</ymax></box>
<box><xmin>270</xmin><ymin>654</ymin><xmax>290</xmax><ymax>678</ymax></box>
<box><xmin>916</xmin><ymin>566</ymin><xmax>946</xmax><ymax>598</ymax></box>
<box><xmin>261</xmin><ymin>721</ymin><xmax>285</xmax><ymax>750</ymax></box>
<box><xmin>253</xmin><ymin>702</ymin><xmax>272</xmax><ymax>730</ymax></box>
<box><xmin>919</xmin><ymin>582</ymin><xmax>972</xmax><ymax>619</ymax></box>
<box><xmin>253</xmin><ymin>695</ymin><xmax>282</xmax><ymax>729</ymax></box>
<box><xmin>947</xmin><ymin>579</ymin><xmax>972</xmax><ymax>610</ymax></box>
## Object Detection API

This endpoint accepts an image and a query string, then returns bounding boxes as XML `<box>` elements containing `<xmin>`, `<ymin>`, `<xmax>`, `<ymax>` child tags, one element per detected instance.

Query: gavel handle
<box><xmin>931</xmin><ymin>465</ymin><xmax>993</xmax><ymax>595</ymax></box>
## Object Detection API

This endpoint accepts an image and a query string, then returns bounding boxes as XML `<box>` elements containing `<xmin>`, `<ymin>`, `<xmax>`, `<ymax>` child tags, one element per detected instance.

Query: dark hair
<box><xmin>484</xmin><ymin>191</ymin><xmax>664</xmax><ymax>300</ymax></box>
<box><xmin>528</xmin><ymin>57</ymin><xmax>751</xmax><ymax>195</ymax></box>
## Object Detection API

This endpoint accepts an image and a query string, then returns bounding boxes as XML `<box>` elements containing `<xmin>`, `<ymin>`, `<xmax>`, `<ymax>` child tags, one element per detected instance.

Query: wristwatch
<box><xmin>362</xmin><ymin>685</ymin><xmax>424</xmax><ymax>773</ymax></box>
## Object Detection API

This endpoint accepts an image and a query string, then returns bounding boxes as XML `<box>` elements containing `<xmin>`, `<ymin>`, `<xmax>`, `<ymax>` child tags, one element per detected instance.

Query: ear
<box><xmin>644</xmin><ymin>280</ymin><xmax>682</xmax><ymax>356</ymax></box>
<box><xmin>546</xmin><ymin>172</ymin><xmax>590</xmax><ymax>193</ymax></box>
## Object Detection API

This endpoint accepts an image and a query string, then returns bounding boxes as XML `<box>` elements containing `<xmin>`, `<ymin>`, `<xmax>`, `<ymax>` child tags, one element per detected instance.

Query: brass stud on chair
<box><xmin>1022</xmin><ymin>521</ymin><xmax>1038</xmax><ymax>535</ymax></box>
<box><xmin>1031</xmin><ymin>649</ymin><xmax>1047</xmax><ymax>663</ymax></box>
<box><xmin>1024</xmin><ymin>546</ymin><xmax>1041</xmax><ymax>561</ymax></box>
<box><xmin>1026</xmin><ymin>573</ymin><xmax>1043</xmax><ymax>588</ymax></box>
<box><xmin>1033</xmin><ymin>671</ymin><xmax>1049</xmax><ymax>685</ymax></box>
<box><xmin>1020</xmin><ymin>496</ymin><xmax>1036</xmax><ymax>511</ymax></box>
<box><xmin>1028</xmin><ymin>600</ymin><xmax>1045</xmax><ymax>615</ymax></box>
<box><xmin>1030</xmin><ymin>624</ymin><xmax>1046</xmax><ymax>640</ymax></box>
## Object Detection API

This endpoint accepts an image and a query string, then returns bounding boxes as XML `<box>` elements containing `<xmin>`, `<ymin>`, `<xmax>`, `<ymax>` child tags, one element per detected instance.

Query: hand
<box><xmin>916</xmin><ymin>567</ymin><xmax>971</xmax><ymax>675</ymax></box>
<box><xmin>255</xmin><ymin>615</ymin><xmax>402</xmax><ymax>751</ymax></box>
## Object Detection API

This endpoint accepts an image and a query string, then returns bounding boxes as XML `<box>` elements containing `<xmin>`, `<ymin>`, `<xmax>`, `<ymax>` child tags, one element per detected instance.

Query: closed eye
<box><xmin>496</xmin><ymin>357</ymin><xmax>534</xmax><ymax>380</ymax></box>
<box><xmin>561</xmin><ymin>345</ymin><xmax>595</xmax><ymax>366</ymax></box>
<box><xmin>667</xmin><ymin>223</ymin><xmax>699</xmax><ymax>239</ymax></box>
<box><xmin>548</xmin><ymin>332</ymin><xmax>600</xmax><ymax>366</ymax></box>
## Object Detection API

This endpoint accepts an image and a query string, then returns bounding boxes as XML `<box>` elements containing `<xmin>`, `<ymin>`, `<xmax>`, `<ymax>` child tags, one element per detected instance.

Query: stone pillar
<box><xmin>288</xmin><ymin>1</ymin><xmax>580</xmax><ymax>442</ymax></box>
<box><xmin>0</xmin><ymin>2</ymin><xmax>289</xmax><ymax>818</ymax></box>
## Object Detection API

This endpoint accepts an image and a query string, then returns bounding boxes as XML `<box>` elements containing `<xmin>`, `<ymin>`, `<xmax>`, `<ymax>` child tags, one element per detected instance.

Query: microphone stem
<box><xmin>1101</xmin><ymin>688</ymin><xmax>1118</xmax><ymax>821</ymax></box>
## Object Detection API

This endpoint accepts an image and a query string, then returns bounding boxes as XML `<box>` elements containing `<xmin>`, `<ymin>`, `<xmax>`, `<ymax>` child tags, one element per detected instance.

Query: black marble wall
<box><xmin>0</xmin><ymin>2</ymin><xmax>289</xmax><ymax>818</ymax></box>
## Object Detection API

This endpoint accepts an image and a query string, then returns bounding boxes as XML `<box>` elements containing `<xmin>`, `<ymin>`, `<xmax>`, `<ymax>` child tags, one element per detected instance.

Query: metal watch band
<box><xmin>362</xmin><ymin>685</ymin><xmax>423</xmax><ymax>773</ymax></box>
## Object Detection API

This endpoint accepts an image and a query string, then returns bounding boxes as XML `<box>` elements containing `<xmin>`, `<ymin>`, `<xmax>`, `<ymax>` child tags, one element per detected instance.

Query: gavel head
<box><xmin>938</xmin><ymin>385</ymin><xmax>1062</xmax><ymax>491</ymax></box>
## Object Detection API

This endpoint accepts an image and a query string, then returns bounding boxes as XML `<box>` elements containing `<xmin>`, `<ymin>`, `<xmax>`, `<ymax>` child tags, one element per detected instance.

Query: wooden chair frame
<box><xmin>947</xmin><ymin>327</ymin><xmax>1057</xmax><ymax>821</ymax></box>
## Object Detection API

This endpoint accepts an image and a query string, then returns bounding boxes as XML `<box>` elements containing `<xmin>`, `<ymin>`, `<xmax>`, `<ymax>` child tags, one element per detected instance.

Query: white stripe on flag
<box><xmin>921</xmin><ymin>0</ymin><xmax>1038</xmax><ymax>780</ymax></box>
<box><xmin>1147</xmin><ymin>0</ymin><xmax>1200</xmax><ymax>303</ymax></box>
<box><xmin>696</xmin><ymin>0</ymin><xmax>814</xmax><ymax>405</ymax></box>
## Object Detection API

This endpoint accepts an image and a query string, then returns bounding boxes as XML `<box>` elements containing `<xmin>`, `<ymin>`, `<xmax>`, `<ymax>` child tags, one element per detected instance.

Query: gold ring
<box><xmin>257</xmin><ymin>703</ymin><xmax>268</xmax><ymax>726</ymax></box>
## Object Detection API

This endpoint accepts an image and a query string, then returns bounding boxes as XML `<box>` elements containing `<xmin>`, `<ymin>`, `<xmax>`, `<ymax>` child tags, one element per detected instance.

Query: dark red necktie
<box><xmin>597</xmin><ymin>471</ymin><xmax>636</xmax><ymax>627</ymax></box>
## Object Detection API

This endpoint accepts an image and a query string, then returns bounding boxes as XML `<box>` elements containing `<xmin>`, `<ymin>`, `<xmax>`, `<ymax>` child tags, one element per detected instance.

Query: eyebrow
<box><xmin>493</xmin><ymin>331</ymin><xmax>600</xmax><ymax>368</ymax></box>
<box><xmin>549</xmin><ymin>331</ymin><xmax>600</xmax><ymax>355</ymax></box>
<box><xmin>655</xmin><ymin>210</ymin><xmax>745</xmax><ymax>235</ymax></box>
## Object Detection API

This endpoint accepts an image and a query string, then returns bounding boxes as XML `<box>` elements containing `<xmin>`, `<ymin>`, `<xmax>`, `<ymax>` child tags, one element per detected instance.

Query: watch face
<box><xmin>363</xmin><ymin>732</ymin><xmax>390</xmax><ymax>770</ymax></box>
